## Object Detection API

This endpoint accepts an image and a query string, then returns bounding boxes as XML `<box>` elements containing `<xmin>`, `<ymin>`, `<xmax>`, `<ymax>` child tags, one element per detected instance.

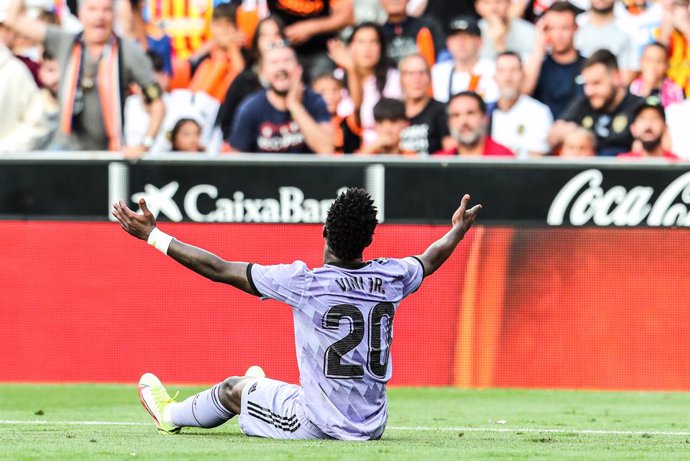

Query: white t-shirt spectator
<box><xmin>0</xmin><ymin>45</ymin><xmax>48</xmax><ymax>152</ymax></box>
<box><xmin>666</xmin><ymin>100</ymin><xmax>690</xmax><ymax>160</ymax></box>
<box><xmin>616</xmin><ymin>4</ymin><xmax>663</xmax><ymax>65</ymax></box>
<box><xmin>431</xmin><ymin>59</ymin><xmax>499</xmax><ymax>103</ymax></box>
<box><xmin>575</xmin><ymin>18</ymin><xmax>638</xmax><ymax>71</ymax></box>
<box><xmin>490</xmin><ymin>95</ymin><xmax>553</xmax><ymax>159</ymax></box>
<box><xmin>338</xmin><ymin>68</ymin><xmax>403</xmax><ymax>147</ymax></box>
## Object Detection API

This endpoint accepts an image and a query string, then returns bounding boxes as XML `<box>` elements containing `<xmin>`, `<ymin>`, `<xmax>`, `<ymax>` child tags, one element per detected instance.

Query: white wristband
<box><xmin>147</xmin><ymin>228</ymin><xmax>174</xmax><ymax>255</ymax></box>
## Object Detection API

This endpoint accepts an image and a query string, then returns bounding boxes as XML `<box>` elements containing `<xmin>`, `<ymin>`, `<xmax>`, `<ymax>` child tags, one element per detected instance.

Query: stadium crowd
<box><xmin>0</xmin><ymin>0</ymin><xmax>689</xmax><ymax>159</ymax></box>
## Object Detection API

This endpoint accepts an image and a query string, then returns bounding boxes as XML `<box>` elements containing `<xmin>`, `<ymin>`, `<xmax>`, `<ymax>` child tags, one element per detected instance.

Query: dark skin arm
<box><xmin>416</xmin><ymin>194</ymin><xmax>482</xmax><ymax>277</ymax></box>
<box><xmin>112</xmin><ymin>198</ymin><xmax>258</xmax><ymax>296</ymax></box>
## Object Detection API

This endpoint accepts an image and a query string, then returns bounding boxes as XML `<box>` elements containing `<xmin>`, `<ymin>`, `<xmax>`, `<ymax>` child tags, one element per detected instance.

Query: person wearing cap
<box><xmin>3</xmin><ymin>0</ymin><xmax>164</xmax><ymax>155</ymax></box>
<box><xmin>475</xmin><ymin>0</ymin><xmax>535</xmax><ymax>61</ymax></box>
<box><xmin>618</xmin><ymin>101</ymin><xmax>680</xmax><ymax>160</ymax></box>
<box><xmin>380</xmin><ymin>0</ymin><xmax>444</xmax><ymax>66</ymax></box>
<box><xmin>430</xmin><ymin>15</ymin><xmax>498</xmax><ymax>103</ymax></box>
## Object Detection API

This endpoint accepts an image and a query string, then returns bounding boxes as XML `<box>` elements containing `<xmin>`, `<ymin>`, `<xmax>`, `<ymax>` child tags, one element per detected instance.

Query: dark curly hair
<box><xmin>324</xmin><ymin>188</ymin><xmax>378</xmax><ymax>261</ymax></box>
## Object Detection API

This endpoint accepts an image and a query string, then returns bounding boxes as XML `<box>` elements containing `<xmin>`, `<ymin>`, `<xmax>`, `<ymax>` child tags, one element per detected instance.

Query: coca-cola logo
<box><xmin>547</xmin><ymin>169</ymin><xmax>690</xmax><ymax>227</ymax></box>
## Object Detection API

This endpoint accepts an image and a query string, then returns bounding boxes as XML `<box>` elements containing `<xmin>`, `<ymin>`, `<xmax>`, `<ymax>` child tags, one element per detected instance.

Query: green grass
<box><xmin>1</xmin><ymin>385</ymin><xmax>690</xmax><ymax>460</ymax></box>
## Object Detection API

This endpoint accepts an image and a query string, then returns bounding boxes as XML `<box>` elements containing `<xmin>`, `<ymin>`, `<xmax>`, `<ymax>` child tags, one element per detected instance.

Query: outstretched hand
<box><xmin>112</xmin><ymin>198</ymin><xmax>157</xmax><ymax>240</ymax></box>
<box><xmin>451</xmin><ymin>194</ymin><xmax>482</xmax><ymax>235</ymax></box>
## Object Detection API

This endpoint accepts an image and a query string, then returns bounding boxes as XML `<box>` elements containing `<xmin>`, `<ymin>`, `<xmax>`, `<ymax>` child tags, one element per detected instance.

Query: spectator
<box><xmin>490</xmin><ymin>51</ymin><xmax>553</xmax><ymax>158</ymax></box>
<box><xmin>0</xmin><ymin>7</ymin><xmax>39</xmax><ymax>85</ymax></box>
<box><xmin>431</xmin><ymin>15</ymin><xmax>499</xmax><ymax>103</ymax></box>
<box><xmin>629</xmin><ymin>42</ymin><xmax>684</xmax><ymax>107</ymax></box>
<box><xmin>618</xmin><ymin>102</ymin><xmax>679</xmax><ymax>159</ymax></box>
<box><xmin>548</xmin><ymin>50</ymin><xmax>645</xmax><ymax>156</ymax></box>
<box><xmin>0</xmin><ymin>42</ymin><xmax>48</xmax><ymax>152</ymax></box>
<box><xmin>229</xmin><ymin>42</ymin><xmax>333</xmax><ymax>154</ymax></box>
<box><xmin>659</xmin><ymin>0</ymin><xmax>690</xmax><ymax>97</ymax></box>
<box><xmin>380</xmin><ymin>0</ymin><xmax>444</xmax><ymax>66</ymax></box>
<box><xmin>170</xmin><ymin>118</ymin><xmax>205</xmax><ymax>152</ymax></box>
<box><xmin>410</xmin><ymin>0</ymin><xmax>478</xmax><ymax>25</ymax></box>
<box><xmin>311</xmin><ymin>71</ymin><xmax>362</xmax><ymax>154</ymax></box>
<box><xmin>523</xmin><ymin>1</ymin><xmax>585</xmax><ymax>119</ymax></box>
<box><xmin>359</xmin><ymin>97</ymin><xmax>415</xmax><ymax>154</ymax></box>
<box><xmin>560</xmin><ymin>127</ymin><xmax>597</xmax><ymax>157</ymax></box>
<box><xmin>5</xmin><ymin>0</ymin><xmax>165</xmax><ymax>154</ymax></box>
<box><xmin>575</xmin><ymin>0</ymin><xmax>638</xmax><ymax>82</ymax></box>
<box><xmin>116</xmin><ymin>0</ymin><xmax>172</xmax><ymax>75</ymax></box>
<box><xmin>35</xmin><ymin>49</ymin><xmax>60</xmax><ymax>149</ymax></box>
<box><xmin>475</xmin><ymin>0</ymin><xmax>535</xmax><ymax>60</ymax></box>
<box><xmin>214</xmin><ymin>16</ymin><xmax>287</xmax><ymax>145</ymax></box>
<box><xmin>666</xmin><ymin>99</ymin><xmax>690</xmax><ymax>159</ymax></box>
<box><xmin>399</xmin><ymin>53</ymin><xmax>451</xmax><ymax>155</ymax></box>
<box><xmin>172</xmin><ymin>3</ymin><xmax>245</xmax><ymax>102</ymax></box>
<box><xmin>330</xmin><ymin>22</ymin><xmax>402</xmax><ymax>146</ymax></box>
<box><xmin>435</xmin><ymin>91</ymin><xmax>514</xmax><ymax>156</ymax></box>
<box><xmin>267</xmin><ymin>0</ymin><xmax>354</xmax><ymax>79</ymax></box>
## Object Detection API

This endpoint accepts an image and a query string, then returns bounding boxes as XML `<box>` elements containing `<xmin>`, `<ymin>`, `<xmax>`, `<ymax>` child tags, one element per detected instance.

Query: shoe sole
<box><xmin>138</xmin><ymin>384</ymin><xmax>180</xmax><ymax>434</ymax></box>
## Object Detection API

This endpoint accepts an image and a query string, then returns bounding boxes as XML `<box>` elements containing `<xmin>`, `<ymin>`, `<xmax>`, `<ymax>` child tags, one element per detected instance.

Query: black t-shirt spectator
<box><xmin>216</xmin><ymin>69</ymin><xmax>263</xmax><ymax>139</ymax></box>
<box><xmin>229</xmin><ymin>89</ymin><xmax>331</xmax><ymax>153</ymax></box>
<box><xmin>560</xmin><ymin>92</ymin><xmax>645</xmax><ymax>157</ymax></box>
<box><xmin>400</xmin><ymin>99</ymin><xmax>449</xmax><ymax>155</ymax></box>
<box><xmin>382</xmin><ymin>17</ymin><xmax>445</xmax><ymax>65</ymax></box>
<box><xmin>533</xmin><ymin>53</ymin><xmax>586</xmax><ymax>119</ymax></box>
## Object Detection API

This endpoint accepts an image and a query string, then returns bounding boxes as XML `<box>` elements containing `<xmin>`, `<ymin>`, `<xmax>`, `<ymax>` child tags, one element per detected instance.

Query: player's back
<box><xmin>249</xmin><ymin>257</ymin><xmax>424</xmax><ymax>440</ymax></box>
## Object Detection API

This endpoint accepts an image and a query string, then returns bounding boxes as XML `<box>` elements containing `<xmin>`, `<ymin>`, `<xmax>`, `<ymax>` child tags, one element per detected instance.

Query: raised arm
<box><xmin>112</xmin><ymin>198</ymin><xmax>258</xmax><ymax>295</ymax></box>
<box><xmin>416</xmin><ymin>194</ymin><xmax>482</xmax><ymax>277</ymax></box>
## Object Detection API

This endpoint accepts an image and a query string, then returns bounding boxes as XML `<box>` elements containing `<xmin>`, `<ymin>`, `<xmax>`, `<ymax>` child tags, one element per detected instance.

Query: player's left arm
<box><xmin>112</xmin><ymin>199</ymin><xmax>259</xmax><ymax>296</ymax></box>
<box><xmin>416</xmin><ymin>194</ymin><xmax>482</xmax><ymax>277</ymax></box>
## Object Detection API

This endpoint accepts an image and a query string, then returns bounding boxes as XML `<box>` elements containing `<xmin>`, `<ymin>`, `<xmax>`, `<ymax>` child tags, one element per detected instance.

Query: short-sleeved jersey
<box><xmin>248</xmin><ymin>257</ymin><xmax>425</xmax><ymax>440</ymax></box>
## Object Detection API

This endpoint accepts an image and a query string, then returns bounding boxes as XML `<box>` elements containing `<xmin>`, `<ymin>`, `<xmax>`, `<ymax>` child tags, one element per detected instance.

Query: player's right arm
<box><xmin>112</xmin><ymin>198</ymin><xmax>259</xmax><ymax>296</ymax></box>
<box><xmin>416</xmin><ymin>194</ymin><xmax>482</xmax><ymax>277</ymax></box>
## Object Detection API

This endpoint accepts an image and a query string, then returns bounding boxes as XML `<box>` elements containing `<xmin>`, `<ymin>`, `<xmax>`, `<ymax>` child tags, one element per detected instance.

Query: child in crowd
<box><xmin>560</xmin><ymin>127</ymin><xmax>597</xmax><ymax>157</ymax></box>
<box><xmin>629</xmin><ymin>42</ymin><xmax>685</xmax><ymax>108</ymax></box>
<box><xmin>359</xmin><ymin>98</ymin><xmax>415</xmax><ymax>155</ymax></box>
<box><xmin>311</xmin><ymin>71</ymin><xmax>361</xmax><ymax>154</ymax></box>
<box><xmin>170</xmin><ymin>118</ymin><xmax>205</xmax><ymax>152</ymax></box>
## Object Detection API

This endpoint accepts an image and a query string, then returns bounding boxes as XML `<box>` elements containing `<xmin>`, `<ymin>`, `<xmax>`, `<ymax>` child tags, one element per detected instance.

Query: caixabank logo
<box><xmin>131</xmin><ymin>182</ymin><xmax>346</xmax><ymax>223</ymax></box>
<box><xmin>548</xmin><ymin>169</ymin><xmax>690</xmax><ymax>227</ymax></box>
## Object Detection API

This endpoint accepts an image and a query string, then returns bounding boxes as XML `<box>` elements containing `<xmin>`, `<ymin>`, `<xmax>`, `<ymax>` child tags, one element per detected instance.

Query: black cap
<box><xmin>634</xmin><ymin>96</ymin><xmax>665</xmax><ymax>122</ymax></box>
<box><xmin>447</xmin><ymin>16</ymin><xmax>481</xmax><ymax>37</ymax></box>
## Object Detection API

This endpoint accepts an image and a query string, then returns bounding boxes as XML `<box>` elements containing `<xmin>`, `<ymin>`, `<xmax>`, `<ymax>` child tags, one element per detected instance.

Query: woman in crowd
<box><xmin>215</xmin><ymin>16</ymin><xmax>287</xmax><ymax>142</ymax></box>
<box><xmin>629</xmin><ymin>42</ymin><xmax>685</xmax><ymax>108</ymax></box>
<box><xmin>329</xmin><ymin>22</ymin><xmax>402</xmax><ymax>148</ymax></box>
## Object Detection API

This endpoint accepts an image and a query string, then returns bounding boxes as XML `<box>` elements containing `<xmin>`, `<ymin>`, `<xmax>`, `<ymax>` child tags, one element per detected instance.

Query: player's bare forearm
<box><xmin>166</xmin><ymin>240</ymin><xmax>257</xmax><ymax>295</ymax></box>
<box><xmin>112</xmin><ymin>198</ymin><xmax>258</xmax><ymax>295</ymax></box>
<box><xmin>417</xmin><ymin>195</ymin><xmax>481</xmax><ymax>276</ymax></box>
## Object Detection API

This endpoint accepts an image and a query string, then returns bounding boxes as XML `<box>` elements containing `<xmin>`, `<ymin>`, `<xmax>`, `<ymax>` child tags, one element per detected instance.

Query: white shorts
<box><xmin>238</xmin><ymin>378</ymin><xmax>330</xmax><ymax>440</ymax></box>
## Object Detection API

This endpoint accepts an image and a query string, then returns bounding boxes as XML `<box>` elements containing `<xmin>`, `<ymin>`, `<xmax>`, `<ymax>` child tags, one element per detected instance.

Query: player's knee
<box><xmin>218</xmin><ymin>376</ymin><xmax>245</xmax><ymax>412</ymax></box>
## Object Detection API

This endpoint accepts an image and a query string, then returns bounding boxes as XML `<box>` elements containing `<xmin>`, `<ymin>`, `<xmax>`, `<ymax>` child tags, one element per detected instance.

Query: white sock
<box><xmin>168</xmin><ymin>384</ymin><xmax>235</xmax><ymax>428</ymax></box>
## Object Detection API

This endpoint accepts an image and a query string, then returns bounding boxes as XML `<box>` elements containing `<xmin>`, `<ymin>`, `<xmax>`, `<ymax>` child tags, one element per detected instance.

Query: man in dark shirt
<box><xmin>229</xmin><ymin>42</ymin><xmax>333</xmax><ymax>154</ymax></box>
<box><xmin>399</xmin><ymin>53</ymin><xmax>451</xmax><ymax>155</ymax></box>
<box><xmin>381</xmin><ymin>0</ymin><xmax>444</xmax><ymax>65</ymax></box>
<box><xmin>523</xmin><ymin>1</ymin><xmax>585</xmax><ymax>119</ymax></box>
<box><xmin>548</xmin><ymin>49</ymin><xmax>645</xmax><ymax>157</ymax></box>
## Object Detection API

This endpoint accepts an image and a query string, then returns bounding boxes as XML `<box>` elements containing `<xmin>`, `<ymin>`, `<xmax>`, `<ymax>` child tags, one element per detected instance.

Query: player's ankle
<box><xmin>162</xmin><ymin>402</ymin><xmax>177</xmax><ymax>428</ymax></box>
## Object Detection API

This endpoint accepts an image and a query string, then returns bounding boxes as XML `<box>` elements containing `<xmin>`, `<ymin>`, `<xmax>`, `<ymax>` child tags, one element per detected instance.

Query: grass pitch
<box><xmin>1</xmin><ymin>385</ymin><xmax>690</xmax><ymax>460</ymax></box>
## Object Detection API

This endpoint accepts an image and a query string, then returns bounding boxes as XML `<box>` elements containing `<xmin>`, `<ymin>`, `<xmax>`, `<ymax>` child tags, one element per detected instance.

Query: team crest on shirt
<box><xmin>612</xmin><ymin>115</ymin><xmax>628</xmax><ymax>134</ymax></box>
<box><xmin>517</xmin><ymin>124</ymin><xmax>525</xmax><ymax>135</ymax></box>
<box><xmin>582</xmin><ymin>116</ymin><xmax>594</xmax><ymax>129</ymax></box>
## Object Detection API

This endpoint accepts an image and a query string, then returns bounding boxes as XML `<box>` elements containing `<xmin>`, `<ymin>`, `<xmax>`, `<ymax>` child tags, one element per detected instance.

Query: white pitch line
<box><xmin>1</xmin><ymin>421</ymin><xmax>689</xmax><ymax>436</ymax></box>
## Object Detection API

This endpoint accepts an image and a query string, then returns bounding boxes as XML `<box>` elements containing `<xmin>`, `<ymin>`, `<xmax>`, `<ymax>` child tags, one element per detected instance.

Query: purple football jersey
<box><xmin>249</xmin><ymin>257</ymin><xmax>424</xmax><ymax>440</ymax></box>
